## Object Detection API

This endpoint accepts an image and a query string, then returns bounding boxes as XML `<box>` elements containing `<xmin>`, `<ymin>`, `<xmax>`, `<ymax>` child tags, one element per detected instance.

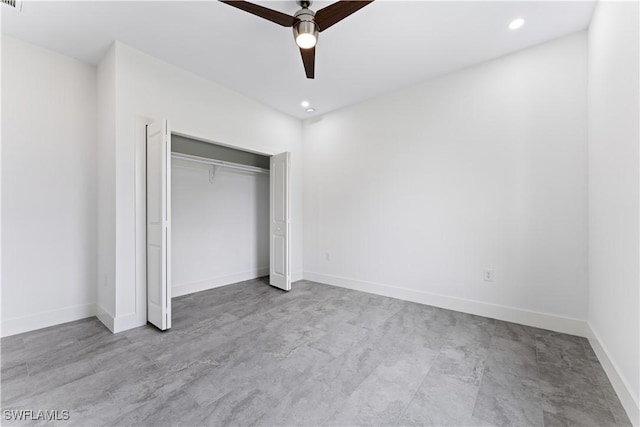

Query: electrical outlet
<box><xmin>325</xmin><ymin>252</ymin><xmax>331</xmax><ymax>261</ymax></box>
<box><xmin>483</xmin><ymin>268</ymin><xmax>494</xmax><ymax>282</ymax></box>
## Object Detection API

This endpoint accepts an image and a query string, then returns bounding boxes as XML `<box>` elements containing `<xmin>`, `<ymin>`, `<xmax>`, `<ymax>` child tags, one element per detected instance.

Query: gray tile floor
<box><xmin>1</xmin><ymin>279</ymin><xmax>632</xmax><ymax>426</ymax></box>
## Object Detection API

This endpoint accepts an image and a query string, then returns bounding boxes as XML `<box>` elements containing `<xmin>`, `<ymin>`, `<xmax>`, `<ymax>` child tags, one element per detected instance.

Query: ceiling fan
<box><xmin>219</xmin><ymin>0</ymin><xmax>374</xmax><ymax>79</ymax></box>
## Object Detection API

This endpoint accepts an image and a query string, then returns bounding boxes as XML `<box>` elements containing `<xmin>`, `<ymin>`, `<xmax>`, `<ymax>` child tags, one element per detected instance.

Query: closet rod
<box><xmin>171</xmin><ymin>152</ymin><xmax>269</xmax><ymax>175</ymax></box>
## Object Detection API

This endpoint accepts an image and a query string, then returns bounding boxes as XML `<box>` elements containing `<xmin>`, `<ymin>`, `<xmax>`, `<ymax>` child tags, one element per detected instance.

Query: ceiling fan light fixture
<box><xmin>294</xmin><ymin>19</ymin><xmax>318</xmax><ymax>49</ymax></box>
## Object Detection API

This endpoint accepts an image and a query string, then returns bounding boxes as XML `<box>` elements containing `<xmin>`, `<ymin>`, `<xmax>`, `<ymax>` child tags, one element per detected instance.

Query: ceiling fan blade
<box><xmin>219</xmin><ymin>1</ymin><xmax>296</xmax><ymax>27</ymax></box>
<box><xmin>299</xmin><ymin>47</ymin><xmax>315</xmax><ymax>79</ymax></box>
<box><xmin>314</xmin><ymin>1</ymin><xmax>373</xmax><ymax>32</ymax></box>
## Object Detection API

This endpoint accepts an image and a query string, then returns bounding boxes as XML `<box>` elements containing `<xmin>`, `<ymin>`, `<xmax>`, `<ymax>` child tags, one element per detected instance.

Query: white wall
<box><xmin>303</xmin><ymin>32</ymin><xmax>588</xmax><ymax>334</ymax></box>
<box><xmin>1</xmin><ymin>36</ymin><xmax>97</xmax><ymax>337</ymax></box>
<box><xmin>171</xmin><ymin>158</ymin><xmax>269</xmax><ymax>297</ymax></box>
<box><xmin>96</xmin><ymin>44</ymin><xmax>116</xmax><ymax>322</ymax></box>
<box><xmin>587</xmin><ymin>1</ymin><xmax>640</xmax><ymax>423</ymax></box>
<box><xmin>97</xmin><ymin>42</ymin><xmax>303</xmax><ymax>331</ymax></box>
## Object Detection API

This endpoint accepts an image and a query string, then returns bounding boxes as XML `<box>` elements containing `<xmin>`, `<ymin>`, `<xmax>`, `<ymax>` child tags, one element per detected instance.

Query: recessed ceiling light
<box><xmin>306</xmin><ymin>108</ymin><xmax>315</xmax><ymax>113</ymax></box>
<box><xmin>301</xmin><ymin>100</ymin><xmax>310</xmax><ymax>108</ymax></box>
<box><xmin>509</xmin><ymin>18</ymin><xmax>525</xmax><ymax>30</ymax></box>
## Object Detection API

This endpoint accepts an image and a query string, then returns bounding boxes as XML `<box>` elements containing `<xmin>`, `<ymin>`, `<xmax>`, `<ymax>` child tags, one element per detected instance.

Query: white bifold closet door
<box><xmin>270</xmin><ymin>152</ymin><xmax>291</xmax><ymax>291</ymax></box>
<box><xmin>146</xmin><ymin>120</ymin><xmax>172</xmax><ymax>330</ymax></box>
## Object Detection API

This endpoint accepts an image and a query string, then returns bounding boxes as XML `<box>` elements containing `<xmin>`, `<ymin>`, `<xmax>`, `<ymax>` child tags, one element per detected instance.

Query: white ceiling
<box><xmin>2</xmin><ymin>1</ymin><xmax>595</xmax><ymax>119</ymax></box>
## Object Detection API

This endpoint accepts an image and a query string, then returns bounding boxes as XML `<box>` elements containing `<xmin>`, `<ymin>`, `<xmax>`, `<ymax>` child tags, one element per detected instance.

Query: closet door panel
<box><xmin>270</xmin><ymin>152</ymin><xmax>291</xmax><ymax>291</ymax></box>
<box><xmin>146</xmin><ymin>120</ymin><xmax>172</xmax><ymax>330</ymax></box>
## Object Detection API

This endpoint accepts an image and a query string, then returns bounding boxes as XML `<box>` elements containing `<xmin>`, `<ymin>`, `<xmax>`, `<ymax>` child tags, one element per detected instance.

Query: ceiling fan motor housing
<box><xmin>293</xmin><ymin>8</ymin><xmax>318</xmax><ymax>48</ymax></box>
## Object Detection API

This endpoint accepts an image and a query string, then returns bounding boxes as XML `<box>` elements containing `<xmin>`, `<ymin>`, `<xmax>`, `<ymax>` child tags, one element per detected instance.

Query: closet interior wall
<box><xmin>171</xmin><ymin>135</ymin><xmax>271</xmax><ymax>297</ymax></box>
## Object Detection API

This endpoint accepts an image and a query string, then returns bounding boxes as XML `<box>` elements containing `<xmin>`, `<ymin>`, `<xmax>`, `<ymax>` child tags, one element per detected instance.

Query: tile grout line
<box><xmin>535</xmin><ymin>332</ymin><xmax>545</xmax><ymax>427</ymax></box>
<box><xmin>391</xmin><ymin>352</ymin><xmax>437</xmax><ymax>427</ymax></box>
<box><xmin>321</xmin><ymin>302</ymin><xmax>417</xmax><ymax>426</ymax></box>
<box><xmin>467</xmin><ymin>324</ymin><xmax>496</xmax><ymax>425</ymax></box>
<box><xmin>579</xmin><ymin>337</ymin><xmax>621</xmax><ymax>425</ymax></box>
<box><xmin>391</xmin><ymin>315</ymin><xmax>459</xmax><ymax>427</ymax></box>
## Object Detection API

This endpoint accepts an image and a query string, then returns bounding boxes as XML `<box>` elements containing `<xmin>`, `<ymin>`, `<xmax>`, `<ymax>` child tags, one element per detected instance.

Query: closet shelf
<box><xmin>171</xmin><ymin>152</ymin><xmax>269</xmax><ymax>175</ymax></box>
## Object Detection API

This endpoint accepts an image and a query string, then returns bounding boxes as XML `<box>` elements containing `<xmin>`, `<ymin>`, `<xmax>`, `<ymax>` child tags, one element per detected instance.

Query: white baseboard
<box><xmin>1</xmin><ymin>303</ymin><xmax>96</xmax><ymax>338</ymax></box>
<box><xmin>292</xmin><ymin>271</ymin><xmax>304</xmax><ymax>283</ymax></box>
<box><xmin>113</xmin><ymin>312</ymin><xmax>145</xmax><ymax>333</ymax></box>
<box><xmin>303</xmin><ymin>271</ymin><xmax>586</xmax><ymax>337</ymax></box>
<box><xmin>97</xmin><ymin>306</ymin><xmax>145</xmax><ymax>334</ymax></box>
<box><xmin>173</xmin><ymin>268</ymin><xmax>270</xmax><ymax>298</ymax></box>
<box><xmin>96</xmin><ymin>304</ymin><xmax>115</xmax><ymax>332</ymax></box>
<box><xmin>586</xmin><ymin>323</ymin><xmax>640</xmax><ymax>426</ymax></box>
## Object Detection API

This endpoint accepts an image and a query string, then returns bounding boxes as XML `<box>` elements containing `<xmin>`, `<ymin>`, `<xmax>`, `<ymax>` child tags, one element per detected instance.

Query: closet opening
<box><xmin>171</xmin><ymin>134</ymin><xmax>271</xmax><ymax>299</ymax></box>
<box><xmin>145</xmin><ymin>120</ymin><xmax>291</xmax><ymax>331</ymax></box>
